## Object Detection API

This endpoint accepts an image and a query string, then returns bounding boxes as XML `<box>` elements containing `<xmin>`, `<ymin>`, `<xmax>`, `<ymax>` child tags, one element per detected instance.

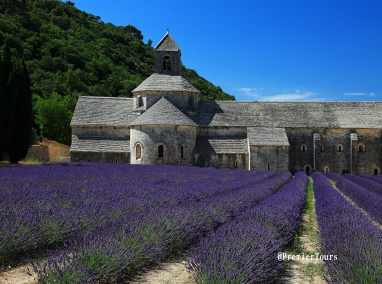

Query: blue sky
<box><xmin>68</xmin><ymin>0</ymin><xmax>382</xmax><ymax>101</ymax></box>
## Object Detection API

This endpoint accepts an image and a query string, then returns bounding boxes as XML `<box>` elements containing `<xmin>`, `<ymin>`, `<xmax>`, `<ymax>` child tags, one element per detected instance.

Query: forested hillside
<box><xmin>0</xmin><ymin>0</ymin><xmax>234</xmax><ymax>145</ymax></box>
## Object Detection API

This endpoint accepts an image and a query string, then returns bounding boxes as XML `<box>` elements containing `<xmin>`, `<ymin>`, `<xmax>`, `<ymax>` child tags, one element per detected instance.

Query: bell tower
<box><xmin>154</xmin><ymin>31</ymin><xmax>182</xmax><ymax>75</ymax></box>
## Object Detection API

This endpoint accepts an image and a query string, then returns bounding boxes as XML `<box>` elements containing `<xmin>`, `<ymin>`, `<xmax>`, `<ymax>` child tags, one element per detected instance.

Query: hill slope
<box><xmin>0</xmin><ymin>0</ymin><xmax>234</xmax><ymax>144</ymax></box>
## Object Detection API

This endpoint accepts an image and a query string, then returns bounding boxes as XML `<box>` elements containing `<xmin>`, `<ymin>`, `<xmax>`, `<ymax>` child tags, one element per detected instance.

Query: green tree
<box><xmin>0</xmin><ymin>43</ymin><xmax>17</xmax><ymax>159</ymax></box>
<box><xmin>34</xmin><ymin>92</ymin><xmax>77</xmax><ymax>145</ymax></box>
<box><xmin>8</xmin><ymin>59</ymin><xmax>33</xmax><ymax>163</ymax></box>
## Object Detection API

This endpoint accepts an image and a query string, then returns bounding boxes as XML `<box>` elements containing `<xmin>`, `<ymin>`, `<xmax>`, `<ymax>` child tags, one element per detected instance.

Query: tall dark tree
<box><xmin>8</xmin><ymin>59</ymin><xmax>33</xmax><ymax>163</ymax></box>
<box><xmin>0</xmin><ymin>43</ymin><xmax>17</xmax><ymax>159</ymax></box>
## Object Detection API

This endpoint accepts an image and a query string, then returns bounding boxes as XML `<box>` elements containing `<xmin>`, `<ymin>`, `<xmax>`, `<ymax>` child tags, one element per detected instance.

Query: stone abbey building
<box><xmin>70</xmin><ymin>32</ymin><xmax>382</xmax><ymax>175</ymax></box>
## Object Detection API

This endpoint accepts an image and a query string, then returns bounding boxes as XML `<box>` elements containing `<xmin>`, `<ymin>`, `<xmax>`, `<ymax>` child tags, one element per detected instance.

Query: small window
<box><xmin>136</xmin><ymin>144</ymin><xmax>141</xmax><ymax>160</ymax></box>
<box><xmin>358</xmin><ymin>143</ymin><xmax>365</xmax><ymax>153</ymax></box>
<box><xmin>181</xmin><ymin>145</ymin><xmax>184</xmax><ymax>158</ymax></box>
<box><xmin>374</xmin><ymin>168</ymin><xmax>379</xmax><ymax>176</ymax></box>
<box><xmin>337</xmin><ymin>143</ymin><xmax>344</xmax><ymax>152</ymax></box>
<box><xmin>158</xmin><ymin>145</ymin><xmax>164</xmax><ymax>158</ymax></box>
<box><xmin>301</xmin><ymin>144</ymin><xmax>306</xmax><ymax>152</ymax></box>
<box><xmin>324</xmin><ymin>166</ymin><xmax>330</xmax><ymax>174</ymax></box>
<box><xmin>115</xmin><ymin>159</ymin><xmax>118</xmax><ymax>164</ymax></box>
<box><xmin>320</xmin><ymin>145</ymin><xmax>325</xmax><ymax>152</ymax></box>
<box><xmin>138</xmin><ymin>96</ymin><xmax>143</xmax><ymax>108</ymax></box>
<box><xmin>234</xmin><ymin>161</ymin><xmax>238</xmax><ymax>168</ymax></box>
<box><xmin>163</xmin><ymin>56</ymin><xmax>171</xmax><ymax>71</ymax></box>
<box><xmin>206</xmin><ymin>160</ymin><xmax>210</xmax><ymax>167</ymax></box>
<box><xmin>267</xmin><ymin>163</ymin><xmax>271</xmax><ymax>170</ymax></box>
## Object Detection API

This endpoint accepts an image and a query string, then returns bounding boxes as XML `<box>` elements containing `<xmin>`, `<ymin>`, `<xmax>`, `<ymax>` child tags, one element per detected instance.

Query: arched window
<box><xmin>158</xmin><ymin>145</ymin><xmax>164</xmax><ymax>158</ymax></box>
<box><xmin>136</xmin><ymin>144</ymin><xmax>141</xmax><ymax>159</ymax></box>
<box><xmin>337</xmin><ymin>143</ymin><xmax>344</xmax><ymax>152</ymax></box>
<box><xmin>267</xmin><ymin>163</ymin><xmax>271</xmax><ymax>170</ymax></box>
<box><xmin>301</xmin><ymin>144</ymin><xmax>307</xmax><ymax>152</ymax></box>
<box><xmin>374</xmin><ymin>168</ymin><xmax>379</xmax><ymax>176</ymax></box>
<box><xmin>163</xmin><ymin>56</ymin><xmax>171</xmax><ymax>71</ymax></box>
<box><xmin>358</xmin><ymin>143</ymin><xmax>365</xmax><ymax>153</ymax></box>
<box><xmin>320</xmin><ymin>145</ymin><xmax>325</xmax><ymax>152</ymax></box>
<box><xmin>234</xmin><ymin>161</ymin><xmax>238</xmax><ymax>168</ymax></box>
<box><xmin>115</xmin><ymin>159</ymin><xmax>118</xmax><ymax>164</ymax></box>
<box><xmin>324</xmin><ymin>166</ymin><xmax>330</xmax><ymax>174</ymax></box>
<box><xmin>206</xmin><ymin>160</ymin><xmax>210</xmax><ymax>167</ymax></box>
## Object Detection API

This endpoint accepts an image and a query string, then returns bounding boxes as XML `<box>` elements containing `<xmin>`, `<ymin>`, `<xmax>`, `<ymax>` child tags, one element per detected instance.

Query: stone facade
<box><xmin>70</xmin><ymin>32</ymin><xmax>382</xmax><ymax>174</ymax></box>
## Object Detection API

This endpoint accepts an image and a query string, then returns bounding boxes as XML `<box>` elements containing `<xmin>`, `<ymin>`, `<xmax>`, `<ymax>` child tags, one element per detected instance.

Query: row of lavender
<box><xmin>30</xmin><ymin>168</ymin><xmax>292</xmax><ymax>283</ymax></box>
<box><xmin>187</xmin><ymin>171</ymin><xmax>308</xmax><ymax>283</ymax></box>
<box><xmin>312</xmin><ymin>172</ymin><xmax>382</xmax><ymax>284</ymax></box>
<box><xmin>0</xmin><ymin>163</ymin><xmax>262</xmax><ymax>259</ymax></box>
<box><xmin>327</xmin><ymin>173</ymin><xmax>382</xmax><ymax>224</ymax></box>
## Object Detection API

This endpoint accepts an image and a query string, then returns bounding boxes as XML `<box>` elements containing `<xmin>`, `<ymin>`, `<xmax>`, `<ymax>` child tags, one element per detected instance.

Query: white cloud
<box><xmin>237</xmin><ymin>87</ymin><xmax>261</xmax><ymax>98</ymax></box>
<box><xmin>259</xmin><ymin>92</ymin><xmax>321</xmax><ymax>102</ymax></box>
<box><xmin>343</xmin><ymin>92</ymin><xmax>367</xmax><ymax>96</ymax></box>
<box><xmin>237</xmin><ymin>88</ymin><xmax>324</xmax><ymax>101</ymax></box>
<box><xmin>370</xmin><ymin>93</ymin><xmax>375</xmax><ymax>96</ymax></box>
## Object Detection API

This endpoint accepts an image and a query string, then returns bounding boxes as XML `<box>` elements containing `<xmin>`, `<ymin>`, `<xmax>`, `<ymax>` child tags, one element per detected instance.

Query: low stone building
<box><xmin>70</xmin><ymin>32</ymin><xmax>382</xmax><ymax>175</ymax></box>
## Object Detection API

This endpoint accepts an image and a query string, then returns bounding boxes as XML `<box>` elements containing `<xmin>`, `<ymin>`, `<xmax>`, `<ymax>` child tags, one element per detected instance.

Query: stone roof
<box><xmin>71</xmin><ymin>97</ymin><xmax>382</xmax><ymax>130</ymax></box>
<box><xmin>71</xmin><ymin>135</ymin><xmax>130</xmax><ymax>153</ymax></box>
<box><xmin>70</xmin><ymin>96</ymin><xmax>138</xmax><ymax>127</ymax></box>
<box><xmin>195</xmin><ymin>136</ymin><xmax>248</xmax><ymax>154</ymax></box>
<box><xmin>155</xmin><ymin>32</ymin><xmax>180</xmax><ymax>52</ymax></box>
<box><xmin>247</xmin><ymin>127</ymin><xmax>290</xmax><ymax>146</ymax></box>
<box><xmin>132</xmin><ymin>73</ymin><xmax>199</xmax><ymax>93</ymax></box>
<box><xmin>129</xmin><ymin>97</ymin><xmax>198</xmax><ymax>126</ymax></box>
<box><xmin>193</xmin><ymin>101</ymin><xmax>382</xmax><ymax>129</ymax></box>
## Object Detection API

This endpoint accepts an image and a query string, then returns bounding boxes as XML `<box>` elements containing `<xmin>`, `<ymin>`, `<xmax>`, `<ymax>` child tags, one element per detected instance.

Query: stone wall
<box><xmin>286</xmin><ymin>128</ymin><xmax>382</xmax><ymax>175</ymax></box>
<box><xmin>194</xmin><ymin>153</ymin><xmax>249</xmax><ymax>170</ymax></box>
<box><xmin>72</xmin><ymin>126</ymin><xmax>129</xmax><ymax>140</ymax></box>
<box><xmin>130</xmin><ymin>125</ymin><xmax>196</xmax><ymax>166</ymax></box>
<box><xmin>26</xmin><ymin>138</ymin><xmax>70</xmax><ymax>162</ymax></box>
<box><xmin>133</xmin><ymin>91</ymin><xmax>200</xmax><ymax>112</ymax></box>
<box><xmin>25</xmin><ymin>144</ymin><xmax>49</xmax><ymax>162</ymax></box>
<box><xmin>250</xmin><ymin>146</ymin><xmax>289</xmax><ymax>172</ymax></box>
<box><xmin>70</xmin><ymin>151</ymin><xmax>130</xmax><ymax>163</ymax></box>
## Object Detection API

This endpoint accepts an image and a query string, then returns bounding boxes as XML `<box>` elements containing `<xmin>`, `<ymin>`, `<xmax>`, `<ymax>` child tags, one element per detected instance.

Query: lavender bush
<box><xmin>357</xmin><ymin>174</ymin><xmax>382</xmax><ymax>196</ymax></box>
<box><xmin>0</xmin><ymin>163</ymin><xmax>266</xmax><ymax>261</ymax></box>
<box><xmin>327</xmin><ymin>172</ymin><xmax>382</xmax><ymax>224</ymax></box>
<box><xmin>32</xmin><ymin>170</ymin><xmax>288</xmax><ymax>283</ymax></box>
<box><xmin>312</xmin><ymin>172</ymin><xmax>382</xmax><ymax>284</ymax></box>
<box><xmin>187</xmin><ymin>171</ymin><xmax>308</xmax><ymax>283</ymax></box>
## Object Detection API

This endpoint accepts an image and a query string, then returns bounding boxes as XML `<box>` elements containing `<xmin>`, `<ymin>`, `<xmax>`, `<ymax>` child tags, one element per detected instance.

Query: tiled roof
<box><xmin>129</xmin><ymin>97</ymin><xmax>198</xmax><ymax>126</ymax></box>
<box><xmin>192</xmin><ymin>101</ymin><xmax>382</xmax><ymax>128</ymax></box>
<box><xmin>132</xmin><ymin>74</ymin><xmax>199</xmax><ymax>93</ymax></box>
<box><xmin>71</xmin><ymin>97</ymin><xmax>382</xmax><ymax>130</ymax></box>
<box><xmin>247</xmin><ymin>127</ymin><xmax>290</xmax><ymax>146</ymax></box>
<box><xmin>70</xmin><ymin>96</ymin><xmax>138</xmax><ymax>127</ymax></box>
<box><xmin>155</xmin><ymin>32</ymin><xmax>180</xmax><ymax>52</ymax></box>
<box><xmin>195</xmin><ymin>136</ymin><xmax>248</xmax><ymax>154</ymax></box>
<box><xmin>70</xmin><ymin>135</ymin><xmax>130</xmax><ymax>153</ymax></box>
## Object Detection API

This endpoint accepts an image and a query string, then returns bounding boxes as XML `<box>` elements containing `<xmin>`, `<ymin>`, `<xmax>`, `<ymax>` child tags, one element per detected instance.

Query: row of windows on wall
<box><xmin>300</xmin><ymin>143</ymin><xmax>366</xmax><ymax>153</ymax></box>
<box><xmin>324</xmin><ymin>167</ymin><xmax>379</xmax><ymax>175</ymax></box>
<box><xmin>135</xmin><ymin>144</ymin><xmax>186</xmax><ymax>159</ymax></box>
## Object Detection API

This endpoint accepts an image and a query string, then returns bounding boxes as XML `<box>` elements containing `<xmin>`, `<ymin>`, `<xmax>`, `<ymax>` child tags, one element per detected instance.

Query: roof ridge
<box><xmin>79</xmin><ymin>96</ymin><xmax>133</xmax><ymax>100</ymax></box>
<box><xmin>129</xmin><ymin>97</ymin><xmax>197</xmax><ymax>126</ymax></box>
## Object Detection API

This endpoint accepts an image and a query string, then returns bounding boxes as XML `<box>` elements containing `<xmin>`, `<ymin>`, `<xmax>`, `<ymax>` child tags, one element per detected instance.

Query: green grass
<box><xmin>281</xmin><ymin>177</ymin><xmax>326</xmax><ymax>283</ymax></box>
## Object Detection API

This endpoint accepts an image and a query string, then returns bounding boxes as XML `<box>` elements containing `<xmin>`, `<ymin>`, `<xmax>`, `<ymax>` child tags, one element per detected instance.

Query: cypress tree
<box><xmin>0</xmin><ymin>43</ymin><xmax>17</xmax><ymax>159</ymax></box>
<box><xmin>8</xmin><ymin>59</ymin><xmax>33</xmax><ymax>163</ymax></box>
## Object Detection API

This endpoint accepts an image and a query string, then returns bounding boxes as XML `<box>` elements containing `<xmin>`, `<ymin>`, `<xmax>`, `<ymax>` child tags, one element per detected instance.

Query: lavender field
<box><xmin>1</xmin><ymin>163</ymin><xmax>381</xmax><ymax>283</ymax></box>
